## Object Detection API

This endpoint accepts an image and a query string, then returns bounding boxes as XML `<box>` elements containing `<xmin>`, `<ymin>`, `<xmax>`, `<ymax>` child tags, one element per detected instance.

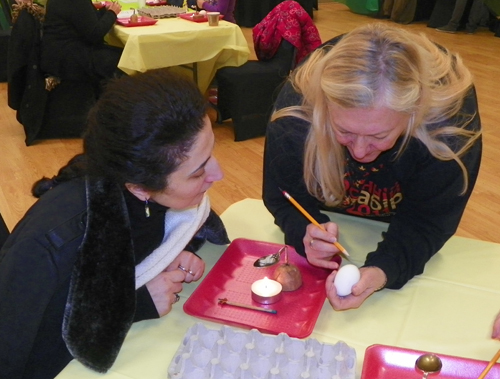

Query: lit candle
<box><xmin>251</xmin><ymin>277</ymin><xmax>282</xmax><ymax>304</ymax></box>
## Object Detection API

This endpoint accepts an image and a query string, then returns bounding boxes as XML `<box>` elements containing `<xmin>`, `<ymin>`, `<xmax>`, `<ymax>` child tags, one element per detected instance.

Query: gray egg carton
<box><xmin>168</xmin><ymin>323</ymin><xmax>356</xmax><ymax>379</ymax></box>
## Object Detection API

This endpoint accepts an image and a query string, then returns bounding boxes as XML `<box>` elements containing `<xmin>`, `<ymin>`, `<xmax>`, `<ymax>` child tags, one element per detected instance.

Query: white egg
<box><xmin>199</xmin><ymin>10</ymin><xmax>207</xmax><ymax>15</ymax></box>
<box><xmin>333</xmin><ymin>264</ymin><xmax>360</xmax><ymax>296</ymax></box>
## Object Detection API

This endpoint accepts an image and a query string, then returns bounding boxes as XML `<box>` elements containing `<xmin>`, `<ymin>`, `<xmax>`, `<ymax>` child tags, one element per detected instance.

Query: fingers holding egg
<box><xmin>333</xmin><ymin>264</ymin><xmax>360</xmax><ymax>296</ymax></box>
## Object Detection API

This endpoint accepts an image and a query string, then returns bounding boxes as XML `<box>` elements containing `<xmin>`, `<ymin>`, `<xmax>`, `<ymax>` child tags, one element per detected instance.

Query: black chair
<box><xmin>213</xmin><ymin>39</ymin><xmax>296</xmax><ymax>141</ymax></box>
<box><xmin>0</xmin><ymin>0</ymin><xmax>13</xmax><ymax>82</ymax></box>
<box><xmin>7</xmin><ymin>4</ymin><xmax>97</xmax><ymax>145</ymax></box>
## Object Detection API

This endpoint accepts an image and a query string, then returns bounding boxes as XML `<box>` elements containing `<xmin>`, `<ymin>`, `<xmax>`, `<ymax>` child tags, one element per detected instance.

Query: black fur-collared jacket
<box><xmin>0</xmin><ymin>177</ymin><xmax>229</xmax><ymax>379</ymax></box>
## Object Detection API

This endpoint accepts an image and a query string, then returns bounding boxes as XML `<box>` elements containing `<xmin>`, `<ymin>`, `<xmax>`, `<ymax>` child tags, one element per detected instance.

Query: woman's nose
<box><xmin>351</xmin><ymin>137</ymin><xmax>369</xmax><ymax>159</ymax></box>
<box><xmin>205</xmin><ymin>157</ymin><xmax>224</xmax><ymax>183</ymax></box>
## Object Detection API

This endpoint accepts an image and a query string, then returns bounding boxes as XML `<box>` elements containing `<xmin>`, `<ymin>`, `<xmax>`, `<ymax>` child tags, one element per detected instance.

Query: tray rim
<box><xmin>178</xmin><ymin>12</ymin><xmax>224</xmax><ymax>22</ymax></box>
<box><xmin>116</xmin><ymin>15</ymin><xmax>158</xmax><ymax>26</ymax></box>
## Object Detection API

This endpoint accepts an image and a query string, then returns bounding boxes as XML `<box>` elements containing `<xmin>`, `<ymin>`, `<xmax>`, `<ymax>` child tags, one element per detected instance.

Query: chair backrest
<box><xmin>268</xmin><ymin>39</ymin><xmax>296</xmax><ymax>77</ymax></box>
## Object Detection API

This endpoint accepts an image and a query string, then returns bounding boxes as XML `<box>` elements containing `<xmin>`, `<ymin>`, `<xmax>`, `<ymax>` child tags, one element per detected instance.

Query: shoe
<box><xmin>465</xmin><ymin>28</ymin><xmax>476</xmax><ymax>34</ymax></box>
<box><xmin>436</xmin><ymin>25</ymin><xmax>457</xmax><ymax>34</ymax></box>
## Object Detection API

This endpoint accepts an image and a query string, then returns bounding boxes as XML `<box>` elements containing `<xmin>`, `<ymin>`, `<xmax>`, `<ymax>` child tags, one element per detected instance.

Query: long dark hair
<box><xmin>33</xmin><ymin>69</ymin><xmax>208</xmax><ymax>197</ymax></box>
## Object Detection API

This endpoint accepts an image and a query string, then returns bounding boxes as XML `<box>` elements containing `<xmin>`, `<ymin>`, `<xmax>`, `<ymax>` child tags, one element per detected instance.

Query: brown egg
<box><xmin>273</xmin><ymin>263</ymin><xmax>302</xmax><ymax>291</ymax></box>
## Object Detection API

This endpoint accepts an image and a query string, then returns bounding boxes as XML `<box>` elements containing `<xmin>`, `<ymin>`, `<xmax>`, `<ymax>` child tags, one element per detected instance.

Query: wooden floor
<box><xmin>1</xmin><ymin>2</ymin><xmax>499</xmax><ymax>246</ymax></box>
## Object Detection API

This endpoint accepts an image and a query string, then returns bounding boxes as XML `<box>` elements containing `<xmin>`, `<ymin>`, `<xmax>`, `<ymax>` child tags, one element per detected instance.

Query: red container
<box><xmin>361</xmin><ymin>344</ymin><xmax>500</xmax><ymax>379</ymax></box>
<box><xmin>184</xmin><ymin>238</ymin><xmax>340</xmax><ymax>338</ymax></box>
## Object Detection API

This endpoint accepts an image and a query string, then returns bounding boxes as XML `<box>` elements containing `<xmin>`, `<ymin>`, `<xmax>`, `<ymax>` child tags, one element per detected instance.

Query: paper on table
<box><xmin>117</xmin><ymin>10</ymin><xmax>134</xmax><ymax>18</ymax></box>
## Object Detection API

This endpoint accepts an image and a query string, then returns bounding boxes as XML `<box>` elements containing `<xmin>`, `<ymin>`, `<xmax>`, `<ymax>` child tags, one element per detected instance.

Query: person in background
<box><xmin>0</xmin><ymin>69</ymin><xmax>229</xmax><ymax>379</ymax></box>
<box><xmin>263</xmin><ymin>23</ymin><xmax>482</xmax><ymax>311</ymax></box>
<box><xmin>196</xmin><ymin>0</ymin><xmax>236</xmax><ymax>23</ymax></box>
<box><xmin>436</xmin><ymin>0</ymin><xmax>489</xmax><ymax>34</ymax></box>
<box><xmin>41</xmin><ymin>0</ymin><xmax>123</xmax><ymax>84</ymax></box>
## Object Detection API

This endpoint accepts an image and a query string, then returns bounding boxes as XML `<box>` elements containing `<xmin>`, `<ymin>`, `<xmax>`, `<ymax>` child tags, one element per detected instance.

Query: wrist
<box><xmin>364</xmin><ymin>266</ymin><xmax>387</xmax><ymax>292</ymax></box>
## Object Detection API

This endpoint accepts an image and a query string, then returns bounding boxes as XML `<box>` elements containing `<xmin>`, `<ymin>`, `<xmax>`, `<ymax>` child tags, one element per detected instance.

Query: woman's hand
<box><xmin>304</xmin><ymin>222</ymin><xmax>341</xmax><ymax>271</ymax></box>
<box><xmin>106</xmin><ymin>1</ymin><xmax>122</xmax><ymax>15</ymax></box>
<box><xmin>196</xmin><ymin>0</ymin><xmax>205</xmax><ymax>9</ymax></box>
<box><xmin>492</xmin><ymin>311</ymin><xmax>500</xmax><ymax>339</ymax></box>
<box><xmin>146</xmin><ymin>269</ymin><xmax>186</xmax><ymax>317</ymax></box>
<box><xmin>325</xmin><ymin>266</ymin><xmax>387</xmax><ymax>311</ymax></box>
<box><xmin>165</xmin><ymin>250</ymin><xmax>205</xmax><ymax>283</ymax></box>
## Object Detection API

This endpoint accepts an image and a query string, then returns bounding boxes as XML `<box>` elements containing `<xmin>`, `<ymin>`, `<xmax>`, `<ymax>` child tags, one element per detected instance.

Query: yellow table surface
<box><xmin>56</xmin><ymin>199</ymin><xmax>500</xmax><ymax>378</ymax></box>
<box><xmin>107</xmin><ymin>17</ymin><xmax>250</xmax><ymax>92</ymax></box>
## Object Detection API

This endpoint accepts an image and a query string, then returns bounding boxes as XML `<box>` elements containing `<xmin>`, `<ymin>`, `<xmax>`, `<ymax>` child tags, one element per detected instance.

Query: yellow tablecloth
<box><xmin>56</xmin><ymin>199</ymin><xmax>500</xmax><ymax>378</ymax></box>
<box><xmin>107</xmin><ymin>17</ymin><xmax>250</xmax><ymax>92</ymax></box>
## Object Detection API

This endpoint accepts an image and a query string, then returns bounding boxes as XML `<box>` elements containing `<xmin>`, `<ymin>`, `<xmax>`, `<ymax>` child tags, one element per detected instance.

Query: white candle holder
<box><xmin>251</xmin><ymin>277</ymin><xmax>282</xmax><ymax>304</ymax></box>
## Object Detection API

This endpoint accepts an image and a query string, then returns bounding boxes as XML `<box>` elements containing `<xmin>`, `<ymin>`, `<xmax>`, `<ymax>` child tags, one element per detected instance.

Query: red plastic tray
<box><xmin>116</xmin><ymin>16</ymin><xmax>158</xmax><ymax>27</ymax></box>
<box><xmin>146</xmin><ymin>0</ymin><xmax>167</xmax><ymax>5</ymax></box>
<box><xmin>178</xmin><ymin>13</ymin><xmax>224</xmax><ymax>22</ymax></box>
<box><xmin>361</xmin><ymin>345</ymin><xmax>500</xmax><ymax>379</ymax></box>
<box><xmin>184</xmin><ymin>238</ymin><xmax>338</xmax><ymax>338</ymax></box>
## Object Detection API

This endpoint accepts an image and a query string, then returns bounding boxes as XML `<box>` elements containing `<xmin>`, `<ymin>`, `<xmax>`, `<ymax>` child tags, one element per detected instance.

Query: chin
<box><xmin>352</xmin><ymin>156</ymin><xmax>377</xmax><ymax>164</ymax></box>
<box><xmin>184</xmin><ymin>194</ymin><xmax>206</xmax><ymax>209</ymax></box>
<box><xmin>349</xmin><ymin>151</ymin><xmax>380</xmax><ymax>164</ymax></box>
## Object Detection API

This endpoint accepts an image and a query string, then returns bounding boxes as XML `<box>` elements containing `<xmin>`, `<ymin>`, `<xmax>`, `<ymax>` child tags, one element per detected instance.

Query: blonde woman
<box><xmin>263</xmin><ymin>23</ymin><xmax>482</xmax><ymax>311</ymax></box>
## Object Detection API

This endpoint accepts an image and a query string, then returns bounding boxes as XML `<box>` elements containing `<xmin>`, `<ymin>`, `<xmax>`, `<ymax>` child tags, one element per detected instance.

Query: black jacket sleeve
<box><xmin>263</xmin><ymin>80</ymin><xmax>331</xmax><ymax>256</ymax></box>
<box><xmin>0</xmin><ymin>210</ymin><xmax>83</xmax><ymax>379</ymax></box>
<box><xmin>46</xmin><ymin>0</ymin><xmax>117</xmax><ymax>45</ymax></box>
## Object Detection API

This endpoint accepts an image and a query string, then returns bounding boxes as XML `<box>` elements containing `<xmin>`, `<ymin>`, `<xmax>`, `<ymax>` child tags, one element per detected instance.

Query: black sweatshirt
<box><xmin>263</xmin><ymin>78</ymin><xmax>482</xmax><ymax>290</ymax></box>
<box><xmin>41</xmin><ymin>0</ymin><xmax>117</xmax><ymax>80</ymax></box>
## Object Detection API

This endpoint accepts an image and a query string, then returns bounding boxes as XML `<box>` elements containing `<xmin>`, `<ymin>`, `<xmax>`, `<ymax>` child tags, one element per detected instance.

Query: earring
<box><xmin>144</xmin><ymin>199</ymin><xmax>151</xmax><ymax>218</ymax></box>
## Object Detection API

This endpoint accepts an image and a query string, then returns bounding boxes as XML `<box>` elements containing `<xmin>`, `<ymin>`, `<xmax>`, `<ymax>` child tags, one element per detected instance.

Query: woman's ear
<box><xmin>124</xmin><ymin>183</ymin><xmax>151</xmax><ymax>201</ymax></box>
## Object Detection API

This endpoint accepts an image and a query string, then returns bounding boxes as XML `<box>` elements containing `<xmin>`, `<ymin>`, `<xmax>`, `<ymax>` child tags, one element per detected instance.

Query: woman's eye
<box><xmin>192</xmin><ymin>171</ymin><xmax>205</xmax><ymax>178</ymax></box>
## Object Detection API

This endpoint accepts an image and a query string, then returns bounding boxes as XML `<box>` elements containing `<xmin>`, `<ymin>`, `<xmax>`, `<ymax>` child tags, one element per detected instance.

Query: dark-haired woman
<box><xmin>0</xmin><ymin>69</ymin><xmax>229</xmax><ymax>379</ymax></box>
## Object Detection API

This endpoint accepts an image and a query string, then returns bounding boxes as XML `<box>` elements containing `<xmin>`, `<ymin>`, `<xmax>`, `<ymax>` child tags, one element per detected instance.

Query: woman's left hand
<box><xmin>325</xmin><ymin>266</ymin><xmax>386</xmax><ymax>310</ymax></box>
<box><xmin>106</xmin><ymin>1</ymin><xmax>122</xmax><ymax>15</ymax></box>
<box><xmin>165</xmin><ymin>250</ymin><xmax>205</xmax><ymax>283</ymax></box>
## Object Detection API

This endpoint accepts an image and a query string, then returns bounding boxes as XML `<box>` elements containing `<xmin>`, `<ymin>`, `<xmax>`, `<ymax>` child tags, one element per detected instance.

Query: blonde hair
<box><xmin>272</xmin><ymin>23</ymin><xmax>481</xmax><ymax>206</ymax></box>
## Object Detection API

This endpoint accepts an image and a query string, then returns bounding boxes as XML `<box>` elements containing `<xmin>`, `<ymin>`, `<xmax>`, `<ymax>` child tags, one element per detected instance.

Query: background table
<box><xmin>56</xmin><ymin>199</ymin><xmax>500</xmax><ymax>378</ymax></box>
<box><xmin>107</xmin><ymin>17</ymin><xmax>250</xmax><ymax>92</ymax></box>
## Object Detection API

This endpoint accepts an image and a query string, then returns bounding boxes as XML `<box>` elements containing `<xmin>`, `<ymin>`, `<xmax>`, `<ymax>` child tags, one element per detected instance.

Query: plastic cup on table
<box><xmin>207</xmin><ymin>11</ymin><xmax>220</xmax><ymax>26</ymax></box>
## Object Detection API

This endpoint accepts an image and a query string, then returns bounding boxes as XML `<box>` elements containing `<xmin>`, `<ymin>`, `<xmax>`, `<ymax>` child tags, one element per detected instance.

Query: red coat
<box><xmin>252</xmin><ymin>0</ymin><xmax>321</xmax><ymax>65</ymax></box>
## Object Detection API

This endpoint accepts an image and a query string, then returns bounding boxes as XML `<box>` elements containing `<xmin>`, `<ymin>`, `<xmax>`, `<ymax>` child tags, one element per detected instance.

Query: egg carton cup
<box><xmin>168</xmin><ymin>323</ymin><xmax>356</xmax><ymax>379</ymax></box>
<box><xmin>138</xmin><ymin>5</ymin><xmax>185</xmax><ymax>18</ymax></box>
